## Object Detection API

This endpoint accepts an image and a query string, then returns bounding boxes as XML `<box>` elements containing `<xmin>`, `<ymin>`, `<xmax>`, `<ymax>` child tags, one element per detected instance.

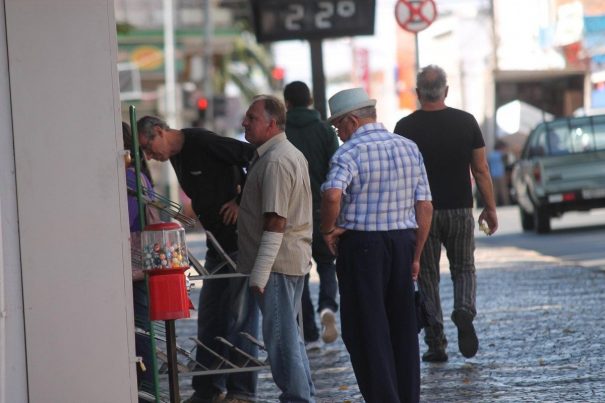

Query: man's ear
<box><xmin>444</xmin><ymin>86</ymin><xmax>449</xmax><ymax>98</ymax></box>
<box><xmin>154</xmin><ymin>125</ymin><xmax>164</xmax><ymax>138</ymax></box>
<box><xmin>269</xmin><ymin>118</ymin><xmax>278</xmax><ymax>130</ymax></box>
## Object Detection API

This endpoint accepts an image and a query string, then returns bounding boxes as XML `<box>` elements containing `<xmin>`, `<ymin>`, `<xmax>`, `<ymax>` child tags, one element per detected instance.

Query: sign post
<box><xmin>394</xmin><ymin>0</ymin><xmax>437</xmax><ymax>73</ymax></box>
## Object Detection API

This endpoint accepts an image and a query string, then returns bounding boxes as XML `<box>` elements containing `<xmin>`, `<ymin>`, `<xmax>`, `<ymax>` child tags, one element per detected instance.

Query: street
<box><xmin>170</xmin><ymin>206</ymin><xmax>605</xmax><ymax>402</ymax></box>
<box><xmin>477</xmin><ymin>206</ymin><xmax>605</xmax><ymax>270</ymax></box>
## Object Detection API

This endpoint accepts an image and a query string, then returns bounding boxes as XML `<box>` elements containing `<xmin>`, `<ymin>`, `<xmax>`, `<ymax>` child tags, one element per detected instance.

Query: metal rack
<box><xmin>180</xmin><ymin>229</ymin><xmax>269</xmax><ymax>378</ymax></box>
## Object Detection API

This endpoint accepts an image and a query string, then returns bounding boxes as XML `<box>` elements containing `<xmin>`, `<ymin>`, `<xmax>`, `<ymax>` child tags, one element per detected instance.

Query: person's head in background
<box><xmin>283</xmin><ymin>81</ymin><xmax>312</xmax><ymax>110</ymax></box>
<box><xmin>122</xmin><ymin>121</ymin><xmax>154</xmax><ymax>185</ymax></box>
<box><xmin>494</xmin><ymin>139</ymin><xmax>507</xmax><ymax>151</ymax></box>
<box><xmin>416</xmin><ymin>65</ymin><xmax>448</xmax><ymax>107</ymax></box>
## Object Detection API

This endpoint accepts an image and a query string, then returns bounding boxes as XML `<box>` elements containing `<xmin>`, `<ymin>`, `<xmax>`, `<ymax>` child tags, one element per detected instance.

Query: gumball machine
<box><xmin>141</xmin><ymin>222</ymin><xmax>191</xmax><ymax>320</ymax></box>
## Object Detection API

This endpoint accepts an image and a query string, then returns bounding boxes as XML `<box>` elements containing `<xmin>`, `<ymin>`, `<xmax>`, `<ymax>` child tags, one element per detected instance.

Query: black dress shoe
<box><xmin>452</xmin><ymin>310</ymin><xmax>478</xmax><ymax>358</ymax></box>
<box><xmin>422</xmin><ymin>349</ymin><xmax>448</xmax><ymax>362</ymax></box>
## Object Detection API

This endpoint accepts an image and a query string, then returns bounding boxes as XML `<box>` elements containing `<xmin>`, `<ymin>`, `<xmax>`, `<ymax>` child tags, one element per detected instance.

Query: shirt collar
<box><xmin>256</xmin><ymin>132</ymin><xmax>287</xmax><ymax>158</ymax></box>
<box><xmin>350</xmin><ymin>122</ymin><xmax>387</xmax><ymax>140</ymax></box>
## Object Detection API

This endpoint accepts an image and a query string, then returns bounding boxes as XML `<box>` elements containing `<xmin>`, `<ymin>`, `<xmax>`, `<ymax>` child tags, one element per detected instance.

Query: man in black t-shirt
<box><xmin>394</xmin><ymin>65</ymin><xmax>498</xmax><ymax>363</ymax></box>
<box><xmin>138</xmin><ymin>116</ymin><xmax>258</xmax><ymax>403</ymax></box>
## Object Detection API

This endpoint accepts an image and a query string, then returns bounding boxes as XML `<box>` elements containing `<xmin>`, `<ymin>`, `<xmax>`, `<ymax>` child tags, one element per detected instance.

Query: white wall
<box><xmin>494</xmin><ymin>0</ymin><xmax>565</xmax><ymax>70</ymax></box>
<box><xmin>0</xmin><ymin>2</ymin><xmax>27</xmax><ymax>402</ymax></box>
<box><xmin>3</xmin><ymin>0</ymin><xmax>137</xmax><ymax>401</ymax></box>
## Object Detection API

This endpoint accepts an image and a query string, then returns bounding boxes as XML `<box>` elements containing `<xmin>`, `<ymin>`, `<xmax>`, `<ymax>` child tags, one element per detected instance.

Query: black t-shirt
<box><xmin>170</xmin><ymin>128</ymin><xmax>255</xmax><ymax>255</ymax></box>
<box><xmin>394</xmin><ymin>107</ymin><xmax>485</xmax><ymax>209</ymax></box>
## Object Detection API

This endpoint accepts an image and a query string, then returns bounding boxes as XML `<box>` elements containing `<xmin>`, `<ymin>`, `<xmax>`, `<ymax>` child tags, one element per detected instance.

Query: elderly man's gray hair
<box><xmin>252</xmin><ymin>95</ymin><xmax>286</xmax><ymax>130</ymax></box>
<box><xmin>417</xmin><ymin>65</ymin><xmax>447</xmax><ymax>102</ymax></box>
<box><xmin>137</xmin><ymin>115</ymin><xmax>169</xmax><ymax>140</ymax></box>
<box><xmin>350</xmin><ymin>106</ymin><xmax>377</xmax><ymax>120</ymax></box>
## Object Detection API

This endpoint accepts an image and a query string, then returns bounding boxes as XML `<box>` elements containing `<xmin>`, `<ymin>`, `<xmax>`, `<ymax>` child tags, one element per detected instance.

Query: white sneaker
<box><xmin>305</xmin><ymin>339</ymin><xmax>322</xmax><ymax>351</ymax></box>
<box><xmin>320</xmin><ymin>308</ymin><xmax>338</xmax><ymax>343</ymax></box>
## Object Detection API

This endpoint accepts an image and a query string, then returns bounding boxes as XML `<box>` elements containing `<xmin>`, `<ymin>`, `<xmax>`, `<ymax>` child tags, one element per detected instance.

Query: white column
<box><xmin>4</xmin><ymin>0</ymin><xmax>137</xmax><ymax>401</ymax></box>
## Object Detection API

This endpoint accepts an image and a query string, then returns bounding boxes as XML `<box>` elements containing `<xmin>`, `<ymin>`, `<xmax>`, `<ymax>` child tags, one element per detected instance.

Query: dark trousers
<box><xmin>192</xmin><ymin>253</ymin><xmax>259</xmax><ymax>401</ymax></box>
<box><xmin>133</xmin><ymin>281</ymin><xmax>154</xmax><ymax>398</ymax></box>
<box><xmin>337</xmin><ymin>230</ymin><xmax>420</xmax><ymax>403</ymax></box>
<box><xmin>301</xmin><ymin>222</ymin><xmax>339</xmax><ymax>341</ymax></box>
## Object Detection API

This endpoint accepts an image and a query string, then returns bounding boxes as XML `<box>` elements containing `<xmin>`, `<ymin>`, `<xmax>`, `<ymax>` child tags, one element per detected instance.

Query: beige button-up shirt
<box><xmin>237</xmin><ymin>132</ymin><xmax>313</xmax><ymax>277</ymax></box>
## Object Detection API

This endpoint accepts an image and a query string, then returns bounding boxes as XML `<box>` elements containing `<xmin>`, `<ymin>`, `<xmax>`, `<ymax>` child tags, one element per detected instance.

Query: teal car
<box><xmin>511</xmin><ymin>114</ymin><xmax>605</xmax><ymax>233</ymax></box>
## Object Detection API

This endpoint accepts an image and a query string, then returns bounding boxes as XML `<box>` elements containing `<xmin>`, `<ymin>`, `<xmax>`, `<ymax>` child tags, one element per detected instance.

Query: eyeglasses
<box><xmin>331</xmin><ymin>115</ymin><xmax>347</xmax><ymax>134</ymax></box>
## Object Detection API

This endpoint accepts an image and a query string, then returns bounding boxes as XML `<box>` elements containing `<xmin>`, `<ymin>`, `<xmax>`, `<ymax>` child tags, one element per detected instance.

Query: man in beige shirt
<box><xmin>238</xmin><ymin>95</ymin><xmax>315</xmax><ymax>402</ymax></box>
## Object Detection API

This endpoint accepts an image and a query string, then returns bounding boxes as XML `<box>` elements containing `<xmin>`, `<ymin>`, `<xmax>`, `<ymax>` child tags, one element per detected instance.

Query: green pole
<box><xmin>130</xmin><ymin>106</ymin><xmax>146</xmax><ymax>228</ymax></box>
<box><xmin>129</xmin><ymin>105</ymin><xmax>162</xmax><ymax>403</ymax></box>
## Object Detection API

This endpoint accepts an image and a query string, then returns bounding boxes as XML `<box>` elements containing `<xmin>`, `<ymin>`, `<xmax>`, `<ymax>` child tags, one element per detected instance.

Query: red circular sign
<box><xmin>395</xmin><ymin>0</ymin><xmax>438</xmax><ymax>33</ymax></box>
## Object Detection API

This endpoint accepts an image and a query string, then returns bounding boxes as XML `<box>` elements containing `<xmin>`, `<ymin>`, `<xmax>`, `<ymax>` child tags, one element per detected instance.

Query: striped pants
<box><xmin>419</xmin><ymin>208</ymin><xmax>477</xmax><ymax>349</ymax></box>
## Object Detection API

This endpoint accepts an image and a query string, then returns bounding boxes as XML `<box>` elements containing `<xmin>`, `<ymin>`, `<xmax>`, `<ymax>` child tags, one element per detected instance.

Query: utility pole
<box><xmin>310</xmin><ymin>39</ymin><xmax>327</xmax><ymax>120</ymax></box>
<box><xmin>163</xmin><ymin>0</ymin><xmax>177</xmax><ymax>129</ymax></box>
<box><xmin>159</xmin><ymin>0</ymin><xmax>180</xmax><ymax>205</ymax></box>
<box><xmin>203</xmin><ymin>0</ymin><xmax>214</xmax><ymax>130</ymax></box>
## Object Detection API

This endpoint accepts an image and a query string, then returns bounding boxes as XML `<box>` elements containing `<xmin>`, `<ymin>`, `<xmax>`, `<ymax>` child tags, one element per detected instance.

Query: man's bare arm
<box><xmin>412</xmin><ymin>200</ymin><xmax>433</xmax><ymax>280</ymax></box>
<box><xmin>471</xmin><ymin>147</ymin><xmax>498</xmax><ymax>235</ymax></box>
<box><xmin>320</xmin><ymin>188</ymin><xmax>346</xmax><ymax>255</ymax></box>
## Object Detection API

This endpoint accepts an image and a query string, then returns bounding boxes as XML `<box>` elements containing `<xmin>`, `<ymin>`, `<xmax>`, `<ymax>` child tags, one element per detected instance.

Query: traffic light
<box><xmin>196</xmin><ymin>97</ymin><xmax>208</xmax><ymax>122</ymax></box>
<box><xmin>271</xmin><ymin>66</ymin><xmax>285</xmax><ymax>90</ymax></box>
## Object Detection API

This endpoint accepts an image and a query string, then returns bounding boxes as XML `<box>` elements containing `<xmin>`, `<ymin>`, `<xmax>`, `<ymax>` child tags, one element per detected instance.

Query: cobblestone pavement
<box><xmin>168</xmin><ymin>239</ymin><xmax>605</xmax><ymax>402</ymax></box>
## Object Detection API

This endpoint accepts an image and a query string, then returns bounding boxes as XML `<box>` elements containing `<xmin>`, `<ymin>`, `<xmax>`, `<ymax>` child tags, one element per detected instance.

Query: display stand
<box><xmin>128</xmin><ymin>106</ymin><xmax>267</xmax><ymax>403</ymax></box>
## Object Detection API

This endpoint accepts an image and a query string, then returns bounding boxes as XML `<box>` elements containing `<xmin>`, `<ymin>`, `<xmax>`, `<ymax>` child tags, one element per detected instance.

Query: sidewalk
<box><xmin>173</xmin><ymin>242</ymin><xmax>605</xmax><ymax>402</ymax></box>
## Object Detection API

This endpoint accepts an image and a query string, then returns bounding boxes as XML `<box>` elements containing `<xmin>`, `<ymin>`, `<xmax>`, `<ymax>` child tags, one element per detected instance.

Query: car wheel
<box><xmin>533</xmin><ymin>206</ymin><xmax>551</xmax><ymax>234</ymax></box>
<box><xmin>519</xmin><ymin>207</ymin><xmax>534</xmax><ymax>231</ymax></box>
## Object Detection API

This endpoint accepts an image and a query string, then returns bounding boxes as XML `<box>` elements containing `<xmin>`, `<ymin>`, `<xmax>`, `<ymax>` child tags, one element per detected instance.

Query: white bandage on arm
<box><xmin>249</xmin><ymin>231</ymin><xmax>284</xmax><ymax>289</ymax></box>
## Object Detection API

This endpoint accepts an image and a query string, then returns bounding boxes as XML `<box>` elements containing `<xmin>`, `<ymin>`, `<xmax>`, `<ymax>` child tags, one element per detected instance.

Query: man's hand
<box><xmin>478</xmin><ymin>207</ymin><xmax>498</xmax><ymax>235</ymax></box>
<box><xmin>132</xmin><ymin>268</ymin><xmax>145</xmax><ymax>282</ymax></box>
<box><xmin>219</xmin><ymin>198</ymin><xmax>239</xmax><ymax>225</ymax></box>
<box><xmin>411</xmin><ymin>260</ymin><xmax>420</xmax><ymax>281</ymax></box>
<box><xmin>251</xmin><ymin>285</ymin><xmax>264</xmax><ymax>295</ymax></box>
<box><xmin>322</xmin><ymin>227</ymin><xmax>346</xmax><ymax>256</ymax></box>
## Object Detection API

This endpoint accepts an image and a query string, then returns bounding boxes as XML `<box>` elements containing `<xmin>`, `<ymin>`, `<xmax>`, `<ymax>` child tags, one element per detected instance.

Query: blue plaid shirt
<box><xmin>321</xmin><ymin>122</ymin><xmax>431</xmax><ymax>231</ymax></box>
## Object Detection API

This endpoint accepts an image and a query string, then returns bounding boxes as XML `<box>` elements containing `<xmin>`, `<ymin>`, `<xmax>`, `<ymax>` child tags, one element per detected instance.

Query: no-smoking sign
<box><xmin>395</xmin><ymin>0</ymin><xmax>437</xmax><ymax>33</ymax></box>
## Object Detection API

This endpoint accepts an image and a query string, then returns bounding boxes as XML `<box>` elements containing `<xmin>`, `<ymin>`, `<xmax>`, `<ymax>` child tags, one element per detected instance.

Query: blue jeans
<box><xmin>256</xmin><ymin>273</ymin><xmax>315</xmax><ymax>403</ymax></box>
<box><xmin>192</xmin><ymin>252</ymin><xmax>260</xmax><ymax>401</ymax></box>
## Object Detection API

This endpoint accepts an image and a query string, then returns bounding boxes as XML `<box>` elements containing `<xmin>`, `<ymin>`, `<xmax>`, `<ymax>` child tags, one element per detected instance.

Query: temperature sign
<box><xmin>395</xmin><ymin>0</ymin><xmax>437</xmax><ymax>33</ymax></box>
<box><xmin>252</xmin><ymin>0</ymin><xmax>376</xmax><ymax>42</ymax></box>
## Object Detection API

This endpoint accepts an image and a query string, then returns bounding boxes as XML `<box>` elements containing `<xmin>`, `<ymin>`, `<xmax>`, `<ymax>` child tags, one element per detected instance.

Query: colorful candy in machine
<box><xmin>141</xmin><ymin>222</ymin><xmax>188</xmax><ymax>270</ymax></box>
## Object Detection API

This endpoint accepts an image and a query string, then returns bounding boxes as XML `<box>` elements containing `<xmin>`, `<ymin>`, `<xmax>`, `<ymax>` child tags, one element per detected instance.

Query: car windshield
<box><xmin>529</xmin><ymin>115</ymin><xmax>605</xmax><ymax>157</ymax></box>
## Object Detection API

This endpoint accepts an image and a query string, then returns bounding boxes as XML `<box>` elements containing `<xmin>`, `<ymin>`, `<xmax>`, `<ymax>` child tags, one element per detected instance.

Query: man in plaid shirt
<box><xmin>320</xmin><ymin>88</ymin><xmax>433</xmax><ymax>403</ymax></box>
